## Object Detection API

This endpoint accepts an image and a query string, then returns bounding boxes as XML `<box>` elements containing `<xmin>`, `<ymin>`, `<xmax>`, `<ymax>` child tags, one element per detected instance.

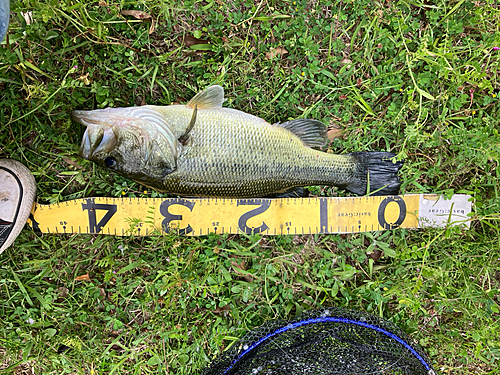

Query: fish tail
<box><xmin>346</xmin><ymin>152</ymin><xmax>403</xmax><ymax>196</ymax></box>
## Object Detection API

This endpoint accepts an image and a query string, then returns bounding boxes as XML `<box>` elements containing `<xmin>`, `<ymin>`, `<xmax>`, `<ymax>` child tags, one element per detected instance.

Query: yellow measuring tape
<box><xmin>27</xmin><ymin>194</ymin><xmax>471</xmax><ymax>236</ymax></box>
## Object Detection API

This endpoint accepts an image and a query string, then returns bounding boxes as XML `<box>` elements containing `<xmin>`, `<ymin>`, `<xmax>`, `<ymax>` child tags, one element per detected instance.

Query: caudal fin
<box><xmin>346</xmin><ymin>152</ymin><xmax>403</xmax><ymax>196</ymax></box>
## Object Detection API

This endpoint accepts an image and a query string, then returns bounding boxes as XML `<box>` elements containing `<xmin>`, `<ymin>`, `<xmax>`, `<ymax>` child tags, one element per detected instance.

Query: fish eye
<box><xmin>104</xmin><ymin>157</ymin><xmax>117</xmax><ymax>169</ymax></box>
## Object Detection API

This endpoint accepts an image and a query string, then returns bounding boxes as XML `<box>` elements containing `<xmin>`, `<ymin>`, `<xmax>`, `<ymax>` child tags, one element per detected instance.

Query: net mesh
<box><xmin>203</xmin><ymin>307</ymin><xmax>436</xmax><ymax>375</ymax></box>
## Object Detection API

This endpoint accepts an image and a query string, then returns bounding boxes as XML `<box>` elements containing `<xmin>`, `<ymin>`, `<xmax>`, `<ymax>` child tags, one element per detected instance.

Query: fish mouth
<box><xmin>79</xmin><ymin>125</ymin><xmax>117</xmax><ymax>159</ymax></box>
<box><xmin>73</xmin><ymin>107</ymin><xmax>179</xmax><ymax>173</ymax></box>
<box><xmin>73</xmin><ymin>110</ymin><xmax>117</xmax><ymax>159</ymax></box>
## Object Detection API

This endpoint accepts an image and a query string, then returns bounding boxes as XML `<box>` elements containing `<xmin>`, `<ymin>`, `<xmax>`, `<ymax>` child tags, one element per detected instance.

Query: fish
<box><xmin>73</xmin><ymin>85</ymin><xmax>403</xmax><ymax>198</ymax></box>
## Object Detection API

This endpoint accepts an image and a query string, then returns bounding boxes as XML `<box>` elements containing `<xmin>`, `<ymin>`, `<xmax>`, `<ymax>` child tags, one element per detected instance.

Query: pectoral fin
<box><xmin>178</xmin><ymin>105</ymin><xmax>197</xmax><ymax>145</ymax></box>
<box><xmin>187</xmin><ymin>85</ymin><xmax>224</xmax><ymax>109</ymax></box>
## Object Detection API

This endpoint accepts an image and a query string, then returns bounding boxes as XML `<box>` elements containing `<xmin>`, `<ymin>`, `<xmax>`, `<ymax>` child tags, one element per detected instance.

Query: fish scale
<box><xmin>154</xmin><ymin>106</ymin><xmax>356</xmax><ymax>197</ymax></box>
<box><xmin>73</xmin><ymin>86</ymin><xmax>403</xmax><ymax>198</ymax></box>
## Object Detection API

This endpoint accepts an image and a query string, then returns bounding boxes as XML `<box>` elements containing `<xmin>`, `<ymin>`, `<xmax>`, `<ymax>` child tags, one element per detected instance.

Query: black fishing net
<box><xmin>203</xmin><ymin>307</ymin><xmax>436</xmax><ymax>375</ymax></box>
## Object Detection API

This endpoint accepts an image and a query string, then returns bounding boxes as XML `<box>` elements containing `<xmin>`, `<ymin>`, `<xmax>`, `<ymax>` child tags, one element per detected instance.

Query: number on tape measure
<box><xmin>160</xmin><ymin>199</ymin><xmax>195</xmax><ymax>234</ymax></box>
<box><xmin>237</xmin><ymin>199</ymin><xmax>271</xmax><ymax>234</ymax></box>
<box><xmin>377</xmin><ymin>196</ymin><xmax>406</xmax><ymax>230</ymax></box>
<box><xmin>82</xmin><ymin>199</ymin><xmax>117</xmax><ymax>234</ymax></box>
<box><xmin>319</xmin><ymin>198</ymin><xmax>328</xmax><ymax>233</ymax></box>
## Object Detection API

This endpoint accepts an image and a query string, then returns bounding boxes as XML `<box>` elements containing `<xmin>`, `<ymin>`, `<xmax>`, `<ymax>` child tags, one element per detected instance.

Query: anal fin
<box><xmin>265</xmin><ymin>187</ymin><xmax>309</xmax><ymax>198</ymax></box>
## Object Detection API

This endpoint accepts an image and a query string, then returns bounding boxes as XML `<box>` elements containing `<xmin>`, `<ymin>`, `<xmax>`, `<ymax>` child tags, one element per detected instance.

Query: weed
<box><xmin>0</xmin><ymin>0</ymin><xmax>499</xmax><ymax>374</ymax></box>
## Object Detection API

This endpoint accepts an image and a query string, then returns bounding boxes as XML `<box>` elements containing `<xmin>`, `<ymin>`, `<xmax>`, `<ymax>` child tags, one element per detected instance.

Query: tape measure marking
<box><xmin>28</xmin><ymin>194</ymin><xmax>471</xmax><ymax>236</ymax></box>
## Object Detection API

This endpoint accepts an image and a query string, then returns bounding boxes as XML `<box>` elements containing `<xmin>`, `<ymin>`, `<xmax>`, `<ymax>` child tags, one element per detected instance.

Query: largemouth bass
<box><xmin>73</xmin><ymin>86</ymin><xmax>402</xmax><ymax>197</ymax></box>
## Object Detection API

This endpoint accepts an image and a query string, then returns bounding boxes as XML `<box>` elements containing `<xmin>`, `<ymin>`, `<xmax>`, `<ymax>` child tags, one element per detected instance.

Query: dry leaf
<box><xmin>75</xmin><ymin>274</ymin><xmax>91</xmax><ymax>282</ymax></box>
<box><xmin>120</xmin><ymin>10</ymin><xmax>152</xmax><ymax>20</ymax></box>
<box><xmin>57</xmin><ymin>287</ymin><xmax>69</xmax><ymax>299</ymax></box>
<box><xmin>266</xmin><ymin>47</ymin><xmax>288</xmax><ymax>60</ymax></box>
<box><xmin>369</xmin><ymin>248</ymin><xmax>382</xmax><ymax>261</ymax></box>
<box><xmin>63</xmin><ymin>157</ymin><xmax>83</xmax><ymax>169</ymax></box>
<box><xmin>21</xmin><ymin>12</ymin><xmax>33</xmax><ymax>25</ymax></box>
<box><xmin>327</xmin><ymin>128</ymin><xmax>343</xmax><ymax>140</ymax></box>
<box><xmin>213</xmin><ymin>305</ymin><xmax>231</xmax><ymax>314</ymax></box>
<box><xmin>120</xmin><ymin>10</ymin><xmax>155</xmax><ymax>34</ymax></box>
<box><xmin>231</xmin><ymin>260</ymin><xmax>253</xmax><ymax>282</ymax></box>
<box><xmin>183</xmin><ymin>35</ymin><xmax>209</xmax><ymax>47</ymax></box>
<box><xmin>231</xmin><ymin>259</ymin><xmax>246</xmax><ymax>271</ymax></box>
<box><xmin>339</xmin><ymin>94</ymin><xmax>347</xmax><ymax>100</ymax></box>
<box><xmin>149</xmin><ymin>18</ymin><xmax>156</xmax><ymax>35</ymax></box>
<box><xmin>78</xmin><ymin>73</ymin><xmax>91</xmax><ymax>86</ymax></box>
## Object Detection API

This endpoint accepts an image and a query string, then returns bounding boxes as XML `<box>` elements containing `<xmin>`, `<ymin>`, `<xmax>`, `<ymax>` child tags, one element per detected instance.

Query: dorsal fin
<box><xmin>187</xmin><ymin>85</ymin><xmax>224</xmax><ymax>109</ymax></box>
<box><xmin>276</xmin><ymin>119</ymin><xmax>328</xmax><ymax>148</ymax></box>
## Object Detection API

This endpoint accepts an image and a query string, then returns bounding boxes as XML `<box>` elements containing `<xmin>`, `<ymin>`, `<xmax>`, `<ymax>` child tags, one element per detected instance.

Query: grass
<box><xmin>1</xmin><ymin>0</ymin><xmax>499</xmax><ymax>373</ymax></box>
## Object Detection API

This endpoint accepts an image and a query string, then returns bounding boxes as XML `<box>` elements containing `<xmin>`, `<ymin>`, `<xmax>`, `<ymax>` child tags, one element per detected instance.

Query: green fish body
<box><xmin>73</xmin><ymin>86</ymin><xmax>402</xmax><ymax>197</ymax></box>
